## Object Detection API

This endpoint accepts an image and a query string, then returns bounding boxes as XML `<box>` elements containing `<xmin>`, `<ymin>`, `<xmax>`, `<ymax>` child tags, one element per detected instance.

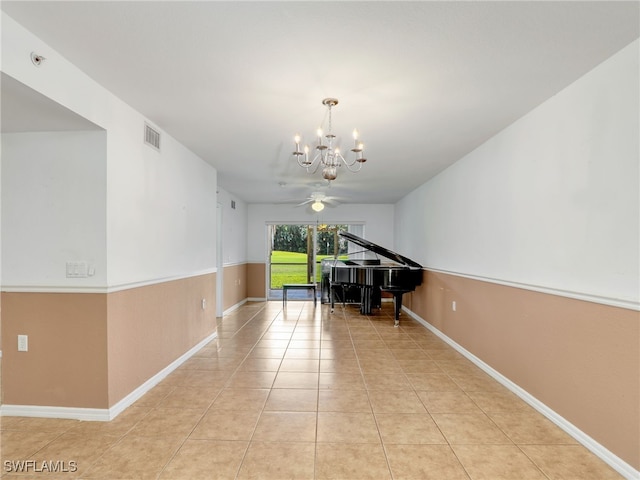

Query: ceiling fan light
<box><xmin>311</xmin><ymin>200</ymin><xmax>325</xmax><ymax>212</ymax></box>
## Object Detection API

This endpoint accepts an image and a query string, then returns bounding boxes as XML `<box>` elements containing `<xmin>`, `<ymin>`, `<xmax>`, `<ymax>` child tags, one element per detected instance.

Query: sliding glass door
<box><xmin>268</xmin><ymin>223</ymin><xmax>361</xmax><ymax>299</ymax></box>
<box><xmin>269</xmin><ymin>224</ymin><xmax>315</xmax><ymax>289</ymax></box>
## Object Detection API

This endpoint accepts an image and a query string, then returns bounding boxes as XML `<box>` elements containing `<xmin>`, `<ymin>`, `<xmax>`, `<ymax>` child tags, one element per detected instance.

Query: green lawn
<box><xmin>271</xmin><ymin>251</ymin><xmax>309</xmax><ymax>264</ymax></box>
<box><xmin>270</xmin><ymin>251</ymin><xmax>345</xmax><ymax>288</ymax></box>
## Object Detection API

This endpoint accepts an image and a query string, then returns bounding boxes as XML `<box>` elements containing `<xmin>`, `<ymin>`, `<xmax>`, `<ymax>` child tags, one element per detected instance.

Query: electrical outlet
<box><xmin>18</xmin><ymin>335</ymin><xmax>28</xmax><ymax>352</ymax></box>
<box><xmin>452</xmin><ymin>301</ymin><xmax>457</xmax><ymax>312</ymax></box>
<box><xmin>201</xmin><ymin>298</ymin><xmax>206</xmax><ymax>310</ymax></box>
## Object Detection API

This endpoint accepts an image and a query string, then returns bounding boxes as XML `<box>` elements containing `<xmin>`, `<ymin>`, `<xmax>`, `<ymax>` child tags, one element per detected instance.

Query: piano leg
<box><xmin>329</xmin><ymin>284</ymin><xmax>348</xmax><ymax>313</ymax></box>
<box><xmin>329</xmin><ymin>283</ymin><xmax>336</xmax><ymax>313</ymax></box>
<box><xmin>360</xmin><ymin>286</ymin><xmax>373</xmax><ymax>315</ymax></box>
<box><xmin>392</xmin><ymin>292</ymin><xmax>403</xmax><ymax>327</ymax></box>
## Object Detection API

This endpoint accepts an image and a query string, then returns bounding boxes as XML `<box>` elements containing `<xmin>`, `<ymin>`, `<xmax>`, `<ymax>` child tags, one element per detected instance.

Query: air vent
<box><xmin>144</xmin><ymin>123</ymin><xmax>160</xmax><ymax>150</ymax></box>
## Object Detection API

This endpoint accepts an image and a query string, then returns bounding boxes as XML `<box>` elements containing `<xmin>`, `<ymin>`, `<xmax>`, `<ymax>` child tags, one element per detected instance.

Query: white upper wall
<box><xmin>105</xmin><ymin>114</ymin><xmax>217</xmax><ymax>286</ymax></box>
<box><xmin>396</xmin><ymin>40</ymin><xmax>639</xmax><ymax>308</ymax></box>
<box><xmin>247</xmin><ymin>204</ymin><xmax>394</xmax><ymax>263</ymax></box>
<box><xmin>1</xmin><ymin>13</ymin><xmax>218</xmax><ymax>288</ymax></box>
<box><xmin>217</xmin><ymin>187</ymin><xmax>248</xmax><ymax>266</ymax></box>
<box><xmin>2</xmin><ymin>131</ymin><xmax>107</xmax><ymax>289</ymax></box>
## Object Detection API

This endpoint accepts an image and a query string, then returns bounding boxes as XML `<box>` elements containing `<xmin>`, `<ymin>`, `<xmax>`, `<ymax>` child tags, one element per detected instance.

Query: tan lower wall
<box><xmin>1</xmin><ymin>292</ymin><xmax>109</xmax><ymax>408</ymax></box>
<box><xmin>106</xmin><ymin>273</ymin><xmax>216</xmax><ymax>406</ymax></box>
<box><xmin>404</xmin><ymin>270</ymin><xmax>639</xmax><ymax>470</ymax></box>
<box><xmin>1</xmin><ymin>292</ymin><xmax>2</xmax><ymax>404</ymax></box>
<box><xmin>247</xmin><ymin>262</ymin><xmax>266</xmax><ymax>298</ymax></box>
<box><xmin>223</xmin><ymin>264</ymin><xmax>248</xmax><ymax>311</ymax></box>
<box><xmin>0</xmin><ymin>273</ymin><xmax>217</xmax><ymax>410</ymax></box>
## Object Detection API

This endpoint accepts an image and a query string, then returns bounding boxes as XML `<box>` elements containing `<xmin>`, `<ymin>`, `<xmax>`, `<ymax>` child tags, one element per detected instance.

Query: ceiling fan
<box><xmin>297</xmin><ymin>191</ymin><xmax>342</xmax><ymax>211</ymax></box>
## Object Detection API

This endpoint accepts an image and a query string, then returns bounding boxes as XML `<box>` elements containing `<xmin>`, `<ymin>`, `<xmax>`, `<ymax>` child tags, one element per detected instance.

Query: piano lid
<box><xmin>339</xmin><ymin>232</ymin><xmax>423</xmax><ymax>269</ymax></box>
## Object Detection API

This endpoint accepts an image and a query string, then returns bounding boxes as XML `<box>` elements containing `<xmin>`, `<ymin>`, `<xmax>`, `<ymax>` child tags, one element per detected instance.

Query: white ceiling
<box><xmin>1</xmin><ymin>1</ymin><xmax>638</xmax><ymax>205</ymax></box>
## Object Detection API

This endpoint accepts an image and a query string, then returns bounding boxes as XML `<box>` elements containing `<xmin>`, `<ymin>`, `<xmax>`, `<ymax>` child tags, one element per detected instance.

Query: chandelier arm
<box><xmin>295</xmin><ymin>156</ymin><xmax>309</xmax><ymax>168</ymax></box>
<box><xmin>306</xmin><ymin>153</ymin><xmax>324</xmax><ymax>174</ymax></box>
<box><xmin>342</xmin><ymin>160</ymin><xmax>364</xmax><ymax>173</ymax></box>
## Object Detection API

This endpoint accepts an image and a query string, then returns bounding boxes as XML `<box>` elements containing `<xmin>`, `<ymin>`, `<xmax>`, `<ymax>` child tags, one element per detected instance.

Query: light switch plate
<box><xmin>66</xmin><ymin>261</ymin><xmax>89</xmax><ymax>278</ymax></box>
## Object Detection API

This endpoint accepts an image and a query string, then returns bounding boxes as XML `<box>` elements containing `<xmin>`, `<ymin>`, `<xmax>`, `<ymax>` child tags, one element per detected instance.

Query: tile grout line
<box><xmin>233</xmin><ymin>300</ymin><xmax>307</xmax><ymax>479</ymax></box>
<box><xmin>156</xmin><ymin>302</ymin><xmax>275</xmax><ymax>480</ymax></box>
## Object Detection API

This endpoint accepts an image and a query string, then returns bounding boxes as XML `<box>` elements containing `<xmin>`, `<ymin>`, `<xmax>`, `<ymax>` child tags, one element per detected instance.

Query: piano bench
<box><xmin>282</xmin><ymin>283</ymin><xmax>317</xmax><ymax>306</ymax></box>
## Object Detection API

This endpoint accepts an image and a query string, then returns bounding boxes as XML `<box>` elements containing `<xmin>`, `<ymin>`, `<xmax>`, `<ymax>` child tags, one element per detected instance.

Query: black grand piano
<box><xmin>321</xmin><ymin>232</ymin><xmax>423</xmax><ymax>326</ymax></box>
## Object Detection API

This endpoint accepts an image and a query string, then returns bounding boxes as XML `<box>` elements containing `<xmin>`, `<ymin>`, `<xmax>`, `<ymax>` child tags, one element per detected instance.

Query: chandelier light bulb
<box><xmin>302</xmin><ymin>145</ymin><xmax>310</xmax><ymax>165</ymax></box>
<box><xmin>294</xmin><ymin>134</ymin><xmax>301</xmax><ymax>144</ymax></box>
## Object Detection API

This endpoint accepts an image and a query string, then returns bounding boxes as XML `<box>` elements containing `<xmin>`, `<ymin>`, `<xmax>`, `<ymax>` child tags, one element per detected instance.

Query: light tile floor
<box><xmin>0</xmin><ymin>301</ymin><xmax>624</xmax><ymax>479</ymax></box>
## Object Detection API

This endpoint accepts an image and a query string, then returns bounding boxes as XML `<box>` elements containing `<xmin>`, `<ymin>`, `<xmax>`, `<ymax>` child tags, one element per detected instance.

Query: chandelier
<box><xmin>292</xmin><ymin>98</ymin><xmax>367</xmax><ymax>181</ymax></box>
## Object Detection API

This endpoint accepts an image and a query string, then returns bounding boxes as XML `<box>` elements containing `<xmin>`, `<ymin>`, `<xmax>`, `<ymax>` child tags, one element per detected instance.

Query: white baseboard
<box><xmin>402</xmin><ymin>306</ymin><xmax>640</xmax><ymax>480</ymax></box>
<box><xmin>223</xmin><ymin>298</ymin><xmax>248</xmax><ymax>316</ymax></box>
<box><xmin>0</xmin><ymin>331</ymin><xmax>218</xmax><ymax>422</ymax></box>
<box><xmin>0</xmin><ymin>404</ymin><xmax>111</xmax><ymax>421</ymax></box>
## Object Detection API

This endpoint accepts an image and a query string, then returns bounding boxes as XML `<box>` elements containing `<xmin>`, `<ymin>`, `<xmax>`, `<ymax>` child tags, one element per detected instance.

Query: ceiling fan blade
<box><xmin>309</xmin><ymin>192</ymin><xmax>326</xmax><ymax>201</ymax></box>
